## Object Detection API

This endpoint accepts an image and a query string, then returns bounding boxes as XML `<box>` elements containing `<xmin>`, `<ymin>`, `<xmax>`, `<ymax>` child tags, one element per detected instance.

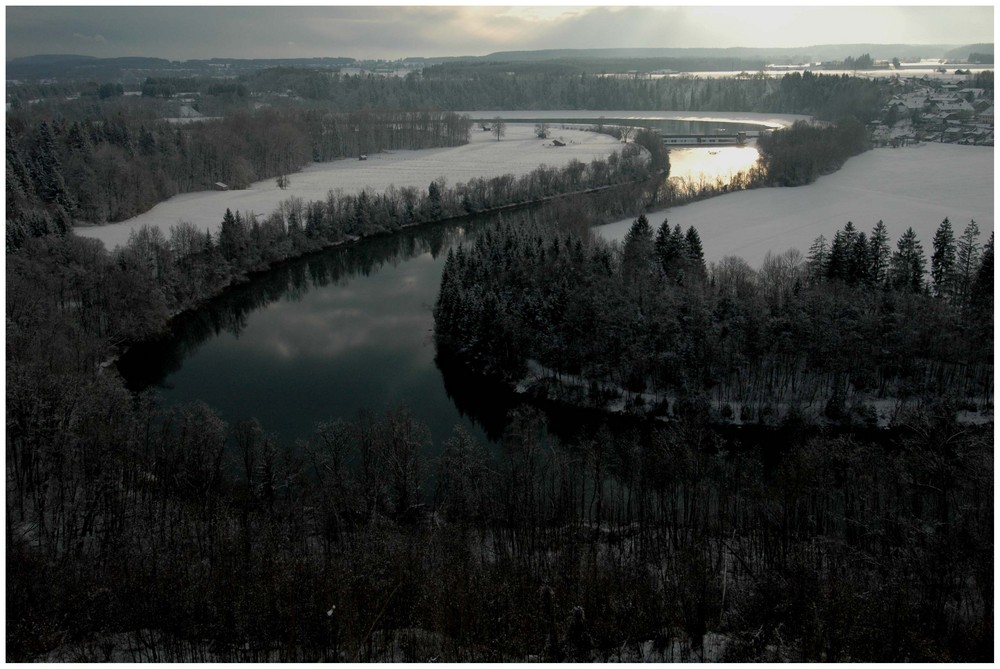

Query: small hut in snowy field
<box><xmin>552</xmin><ymin>139</ymin><xmax>566</xmax><ymax>147</ymax></box>
<box><xmin>213</xmin><ymin>182</ymin><xmax>229</xmax><ymax>191</ymax></box>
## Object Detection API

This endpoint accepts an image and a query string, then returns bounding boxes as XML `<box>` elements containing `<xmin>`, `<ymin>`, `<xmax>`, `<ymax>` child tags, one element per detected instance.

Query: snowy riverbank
<box><xmin>75</xmin><ymin>123</ymin><xmax>621</xmax><ymax>250</ymax></box>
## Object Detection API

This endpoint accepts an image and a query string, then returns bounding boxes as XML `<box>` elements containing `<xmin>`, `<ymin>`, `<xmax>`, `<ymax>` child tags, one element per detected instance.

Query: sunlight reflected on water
<box><xmin>668</xmin><ymin>144</ymin><xmax>761</xmax><ymax>187</ymax></box>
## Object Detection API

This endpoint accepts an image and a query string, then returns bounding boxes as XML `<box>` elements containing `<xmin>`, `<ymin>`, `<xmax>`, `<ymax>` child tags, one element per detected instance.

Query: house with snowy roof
<box><xmin>933</xmin><ymin>100</ymin><xmax>975</xmax><ymax>114</ymax></box>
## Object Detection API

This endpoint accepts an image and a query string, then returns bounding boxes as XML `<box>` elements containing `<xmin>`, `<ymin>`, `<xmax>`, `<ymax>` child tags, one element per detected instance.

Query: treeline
<box><xmin>12</xmin><ymin>67</ymin><xmax>890</xmax><ymax>124</ymax></box>
<box><xmin>422</xmin><ymin>56</ymin><xmax>769</xmax><ymax>77</ymax></box>
<box><xmin>5</xmin><ymin>107</ymin><xmax>472</xmax><ymax>246</ymax></box>
<box><xmin>807</xmin><ymin>218</ymin><xmax>993</xmax><ymax>304</ymax></box>
<box><xmin>764</xmin><ymin>70</ymin><xmax>887</xmax><ymax>122</ymax></box>
<box><xmin>140</xmin><ymin>76</ymin><xmax>250</xmax><ymax>100</ymax></box>
<box><xmin>239</xmin><ymin>68</ymin><xmax>888</xmax><ymax>122</ymax></box>
<box><xmin>434</xmin><ymin>216</ymin><xmax>992</xmax><ymax>421</ymax></box>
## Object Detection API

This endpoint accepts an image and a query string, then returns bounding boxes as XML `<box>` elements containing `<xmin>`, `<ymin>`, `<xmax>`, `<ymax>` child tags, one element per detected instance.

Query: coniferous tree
<box><xmin>890</xmin><ymin>227</ymin><xmax>926</xmax><ymax>293</ymax></box>
<box><xmin>806</xmin><ymin>235</ymin><xmax>828</xmax><ymax>284</ymax></box>
<box><xmin>868</xmin><ymin>220</ymin><xmax>891</xmax><ymax>287</ymax></box>
<box><xmin>621</xmin><ymin>214</ymin><xmax>656</xmax><ymax>305</ymax></box>
<box><xmin>685</xmin><ymin>225</ymin><xmax>707</xmax><ymax>279</ymax></box>
<box><xmin>622</xmin><ymin>215</ymin><xmax>654</xmax><ymax>274</ymax></box>
<box><xmin>653</xmin><ymin>219</ymin><xmax>673</xmax><ymax>268</ymax></box>
<box><xmin>850</xmin><ymin>231</ymin><xmax>870</xmax><ymax>285</ymax></box>
<box><xmin>427</xmin><ymin>180</ymin><xmax>443</xmax><ymax>220</ymax></box>
<box><xmin>970</xmin><ymin>231</ymin><xmax>993</xmax><ymax>313</ymax></box>
<box><xmin>827</xmin><ymin>229</ymin><xmax>849</xmax><ymax>282</ymax></box>
<box><xmin>954</xmin><ymin>220</ymin><xmax>981</xmax><ymax>306</ymax></box>
<box><xmin>930</xmin><ymin>218</ymin><xmax>956</xmax><ymax>298</ymax></box>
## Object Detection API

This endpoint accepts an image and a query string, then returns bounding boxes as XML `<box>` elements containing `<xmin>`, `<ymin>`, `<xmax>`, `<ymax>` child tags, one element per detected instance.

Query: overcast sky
<box><xmin>6</xmin><ymin>5</ymin><xmax>995</xmax><ymax>61</ymax></box>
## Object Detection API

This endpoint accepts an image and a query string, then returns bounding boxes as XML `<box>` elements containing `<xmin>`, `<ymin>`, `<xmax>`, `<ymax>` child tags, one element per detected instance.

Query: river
<box><xmin>118</xmin><ymin>117</ymin><xmax>764</xmax><ymax>448</ymax></box>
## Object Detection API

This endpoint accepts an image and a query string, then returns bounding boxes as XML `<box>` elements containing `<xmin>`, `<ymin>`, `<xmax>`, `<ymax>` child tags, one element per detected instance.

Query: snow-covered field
<box><xmin>598</xmin><ymin>143</ymin><xmax>994</xmax><ymax>268</ymax></box>
<box><xmin>75</xmin><ymin>123</ymin><xmax>620</xmax><ymax>250</ymax></box>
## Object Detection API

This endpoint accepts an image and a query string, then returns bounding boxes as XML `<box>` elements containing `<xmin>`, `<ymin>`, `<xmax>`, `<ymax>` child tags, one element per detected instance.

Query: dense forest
<box><xmin>235</xmin><ymin>67</ymin><xmax>888</xmax><ymax>122</ymax></box>
<box><xmin>434</xmin><ymin>216</ymin><xmax>992</xmax><ymax>424</ymax></box>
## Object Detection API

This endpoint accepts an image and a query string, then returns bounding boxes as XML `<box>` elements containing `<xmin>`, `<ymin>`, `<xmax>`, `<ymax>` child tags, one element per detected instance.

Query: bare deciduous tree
<box><xmin>492</xmin><ymin>117</ymin><xmax>506</xmax><ymax>142</ymax></box>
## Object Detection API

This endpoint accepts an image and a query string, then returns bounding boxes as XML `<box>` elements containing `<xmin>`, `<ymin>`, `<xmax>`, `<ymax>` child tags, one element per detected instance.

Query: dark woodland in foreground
<box><xmin>6</xmin><ymin>64</ymin><xmax>994</xmax><ymax>661</ymax></box>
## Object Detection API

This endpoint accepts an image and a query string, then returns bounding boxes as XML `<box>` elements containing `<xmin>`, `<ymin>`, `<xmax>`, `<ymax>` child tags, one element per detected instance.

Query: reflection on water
<box><xmin>118</xmin><ymin>220</ymin><xmax>489</xmax><ymax>451</ymax></box>
<box><xmin>668</xmin><ymin>144</ymin><xmax>761</xmax><ymax>188</ymax></box>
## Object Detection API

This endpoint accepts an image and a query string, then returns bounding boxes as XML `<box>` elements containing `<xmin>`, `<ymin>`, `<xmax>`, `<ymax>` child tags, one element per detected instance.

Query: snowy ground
<box><xmin>75</xmin><ymin>123</ymin><xmax>620</xmax><ymax>250</ymax></box>
<box><xmin>598</xmin><ymin>142</ymin><xmax>994</xmax><ymax>268</ymax></box>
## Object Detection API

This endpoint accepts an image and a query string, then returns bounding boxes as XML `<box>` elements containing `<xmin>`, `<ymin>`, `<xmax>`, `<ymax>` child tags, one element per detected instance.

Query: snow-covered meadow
<box><xmin>75</xmin><ymin>123</ymin><xmax>621</xmax><ymax>250</ymax></box>
<box><xmin>598</xmin><ymin>142</ymin><xmax>994</xmax><ymax>268</ymax></box>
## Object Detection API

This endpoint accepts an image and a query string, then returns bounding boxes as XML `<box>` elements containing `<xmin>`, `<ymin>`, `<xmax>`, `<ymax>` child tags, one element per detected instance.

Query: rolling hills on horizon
<box><xmin>6</xmin><ymin>43</ymin><xmax>992</xmax><ymax>81</ymax></box>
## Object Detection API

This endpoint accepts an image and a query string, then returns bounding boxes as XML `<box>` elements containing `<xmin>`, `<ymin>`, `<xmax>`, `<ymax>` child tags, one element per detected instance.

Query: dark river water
<box><xmin>119</xmin><ymin>220</ymin><xmax>496</xmax><ymax>453</ymax></box>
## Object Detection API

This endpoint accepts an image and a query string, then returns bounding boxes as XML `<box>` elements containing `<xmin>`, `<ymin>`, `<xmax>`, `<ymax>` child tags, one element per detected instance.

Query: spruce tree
<box><xmin>622</xmin><ymin>214</ymin><xmax>654</xmax><ymax>271</ymax></box>
<box><xmin>807</xmin><ymin>235</ymin><xmax>829</xmax><ymax>285</ymax></box>
<box><xmin>954</xmin><ymin>220</ymin><xmax>981</xmax><ymax>306</ymax></box>
<box><xmin>868</xmin><ymin>220</ymin><xmax>891</xmax><ymax>287</ymax></box>
<box><xmin>970</xmin><ymin>232</ymin><xmax>993</xmax><ymax>313</ymax></box>
<box><xmin>827</xmin><ymin>229</ymin><xmax>849</xmax><ymax>282</ymax></box>
<box><xmin>427</xmin><ymin>180</ymin><xmax>443</xmax><ymax>220</ymax></box>
<box><xmin>654</xmin><ymin>219</ymin><xmax>674</xmax><ymax>272</ymax></box>
<box><xmin>685</xmin><ymin>226</ymin><xmax>705</xmax><ymax>266</ymax></box>
<box><xmin>621</xmin><ymin>214</ymin><xmax>655</xmax><ymax>300</ymax></box>
<box><xmin>930</xmin><ymin>218</ymin><xmax>956</xmax><ymax>298</ymax></box>
<box><xmin>890</xmin><ymin>227</ymin><xmax>926</xmax><ymax>293</ymax></box>
<box><xmin>851</xmin><ymin>231</ymin><xmax>870</xmax><ymax>285</ymax></box>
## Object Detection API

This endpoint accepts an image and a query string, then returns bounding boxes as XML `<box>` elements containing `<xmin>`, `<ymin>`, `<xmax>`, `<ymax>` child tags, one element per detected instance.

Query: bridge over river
<box><xmin>661</xmin><ymin>130</ymin><xmax>756</xmax><ymax>146</ymax></box>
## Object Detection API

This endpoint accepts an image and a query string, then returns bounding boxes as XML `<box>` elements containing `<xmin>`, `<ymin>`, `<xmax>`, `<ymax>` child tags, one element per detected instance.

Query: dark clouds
<box><xmin>6</xmin><ymin>6</ymin><xmax>994</xmax><ymax>61</ymax></box>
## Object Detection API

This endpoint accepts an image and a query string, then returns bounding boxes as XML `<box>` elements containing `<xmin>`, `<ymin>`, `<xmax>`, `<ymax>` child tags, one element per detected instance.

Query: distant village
<box><xmin>871</xmin><ymin>78</ymin><xmax>994</xmax><ymax>146</ymax></box>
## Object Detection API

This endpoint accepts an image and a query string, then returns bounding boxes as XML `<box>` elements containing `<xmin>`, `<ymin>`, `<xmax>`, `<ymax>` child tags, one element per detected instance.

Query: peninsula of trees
<box><xmin>434</xmin><ymin>215</ymin><xmax>992</xmax><ymax>424</ymax></box>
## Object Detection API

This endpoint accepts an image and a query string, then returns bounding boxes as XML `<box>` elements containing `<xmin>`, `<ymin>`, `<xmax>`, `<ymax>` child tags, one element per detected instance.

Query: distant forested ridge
<box><xmin>434</xmin><ymin>216</ymin><xmax>993</xmax><ymax>424</ymax></box>
<box><xmin>240</xmin><ymin>67</ymin><xmax>888</xmax><ymax>122</ymax></box>
<box><xmin>8</xmin><ymin>43</ymin><xmax>978</xmax><ymax>80</ymax></box>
